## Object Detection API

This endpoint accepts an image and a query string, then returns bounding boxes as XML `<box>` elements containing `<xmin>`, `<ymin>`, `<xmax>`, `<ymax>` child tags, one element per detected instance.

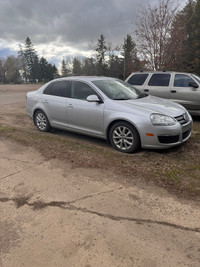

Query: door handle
<box><xmin>43</xmin><ymin>100</ymin><xmax>48</xmax><ymax>104</ymax></box>
<box><xmin>68</xmin><ymin>104</ymin><xmax>73</xmax><ymax>109</ymax></box>
<box><xmin>171</xmin><ymin>90</ymin><xmax>177</xmax><ymax>93</ymax></box>
<box><xmin>144</xmin><ymin>89</ymin><xmax>149</xmax><ymax>92</ymax></box>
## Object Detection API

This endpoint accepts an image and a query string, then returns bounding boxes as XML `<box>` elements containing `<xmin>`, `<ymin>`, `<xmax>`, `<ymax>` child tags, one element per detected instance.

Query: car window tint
<box><xmin>48</xmin><ymin>81</ymin><xmax>70</xmax><ymax>97</ymax></box>
<box><xmin>127</xmin><ymin>74</ymin><xmax>148</xmax><ymax>85</ymax></box>
<box><xmin>43</xmin><ymin>83</ymin><xmax>53</xmax><ymax>95</ymax></box>
<box><xmin>71</xmin><ymin>81</ymin><xmax>97</xmax><ymax>100</ymax></box>
<box><xmin>148</xmin><ymin>74</ymin><xmax>170</xmax><ymax>86</ymax></box>
<box><xmin>174</xmin><ymin>74</ymin><xmax>196</xmax><ymax>87</ymax></box>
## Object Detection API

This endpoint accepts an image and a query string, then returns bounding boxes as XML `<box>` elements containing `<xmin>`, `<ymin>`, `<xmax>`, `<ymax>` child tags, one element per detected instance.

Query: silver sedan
<box><xmin>26</xmin><ymin>76</ymin><xmax>193</xmax><ymax>153</ymax></box>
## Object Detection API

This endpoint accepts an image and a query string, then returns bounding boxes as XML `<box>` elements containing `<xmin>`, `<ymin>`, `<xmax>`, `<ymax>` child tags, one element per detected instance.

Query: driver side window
<box><xmin>174</xmin><ymin>74</ymin><xmax>196</xmax><ymax>87</ymax></box>
<box><xmin>71</xmin><ymin>81</ymin><xmax>97</xmax><ymax>100</ymax></box>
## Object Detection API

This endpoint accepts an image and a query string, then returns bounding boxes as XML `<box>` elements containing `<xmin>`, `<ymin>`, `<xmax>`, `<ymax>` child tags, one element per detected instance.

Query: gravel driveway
<box><xmin>0</xmin><ymin>84</ymin><xmax>200</xmax><ymax>266</ymax></box>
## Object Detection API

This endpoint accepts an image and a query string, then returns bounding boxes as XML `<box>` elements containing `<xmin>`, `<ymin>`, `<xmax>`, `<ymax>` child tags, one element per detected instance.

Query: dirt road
<box><xmin>0</xmin><ymin>84</ymin><xmax>200</xmax><ymax>266</ymax></box>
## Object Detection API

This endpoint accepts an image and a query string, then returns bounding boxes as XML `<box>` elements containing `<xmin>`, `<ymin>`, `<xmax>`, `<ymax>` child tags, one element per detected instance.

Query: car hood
<box><xmin>110</xmin><ymin>95</ymin><xmax>186</xmax><ymax>117</ymax></box>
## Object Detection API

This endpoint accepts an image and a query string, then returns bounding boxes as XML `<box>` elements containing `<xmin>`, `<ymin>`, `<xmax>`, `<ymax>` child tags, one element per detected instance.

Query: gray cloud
<box><xmin>0</xmin><ymin>0</ymin><xmax>150</xmax><ymax>49</ymax></box>
<box><xmin>0</xmin><ymin>0</ymin><xmax>188</xmax><ymax>63</ymax></box>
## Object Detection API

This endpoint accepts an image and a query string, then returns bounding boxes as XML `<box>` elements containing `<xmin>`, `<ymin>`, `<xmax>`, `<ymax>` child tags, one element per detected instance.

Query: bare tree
<box><xmin>135</xmin><ymin>0</ymin><xmax>178</xmax><ymax>70</ymax></box>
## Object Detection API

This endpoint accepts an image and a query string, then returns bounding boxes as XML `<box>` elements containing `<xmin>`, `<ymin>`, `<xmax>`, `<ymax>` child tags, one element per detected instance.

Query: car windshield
<box><xmin>92</xmin><ymin>79</ymin><xmax>146</xmax><ymax>100</ymax></box>
<box><xmin>192</xmin><ymin>74</ymin><xmax>200</xmax><ymax>84</ymax></box>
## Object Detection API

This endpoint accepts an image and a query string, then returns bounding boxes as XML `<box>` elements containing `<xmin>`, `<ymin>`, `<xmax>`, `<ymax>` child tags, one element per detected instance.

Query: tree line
<box><xmin>0</xmin><ymin>37</ymin><xmax>58</xmax><ymax>84</ymax></box>
<box><xmin>61</xmin><ymin>33</ymin><xmax>141</xmax><ymax>80</ymax></box>
<box><xmin>0</xmin><ymin>0</ymin><xmax>200</xmax><ymax>84</ymax></box>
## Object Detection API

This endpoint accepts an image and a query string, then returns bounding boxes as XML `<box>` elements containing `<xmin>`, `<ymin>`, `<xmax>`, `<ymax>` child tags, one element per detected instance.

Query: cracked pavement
<box><xmin>1</xmin><ymin>140</ymin><xmax>200</xmax><ymax>266</ymax></box>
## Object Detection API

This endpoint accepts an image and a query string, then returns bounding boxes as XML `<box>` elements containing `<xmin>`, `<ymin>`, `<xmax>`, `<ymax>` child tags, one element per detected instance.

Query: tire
<box><xmin>109</xmin><ymin>121</ymin><xmax>140</xmax><ymax>153</ymax></box>
<box><xmin>34</xmin><ymin>110</ymin><xmax>51</xmax><ymax>132</ymax></box>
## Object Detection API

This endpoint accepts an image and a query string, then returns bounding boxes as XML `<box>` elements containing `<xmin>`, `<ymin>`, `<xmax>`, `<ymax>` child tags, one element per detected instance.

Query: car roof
<box><xmin>50</xmin><ymin>76</ymin><xmax>116</xmax><ymax>83</ymax></box>
<box><xmin>130</xmin><ymin>71</ymin><xmax>194</xmax><ymax>75</ymax></box>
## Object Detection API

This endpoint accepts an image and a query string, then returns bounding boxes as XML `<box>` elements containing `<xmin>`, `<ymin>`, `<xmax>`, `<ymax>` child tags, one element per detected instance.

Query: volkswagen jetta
<box><xmin>26</xmin><ymin>77</ymin><xmax>192</xmax><ymax>153</ymax></box>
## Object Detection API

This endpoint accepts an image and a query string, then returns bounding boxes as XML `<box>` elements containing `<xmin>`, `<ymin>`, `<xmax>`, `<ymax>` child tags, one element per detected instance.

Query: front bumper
<box><xmin>140</xmin><ymin>118</ymin><xmax>193</xmax><ymax>149</ymax></box>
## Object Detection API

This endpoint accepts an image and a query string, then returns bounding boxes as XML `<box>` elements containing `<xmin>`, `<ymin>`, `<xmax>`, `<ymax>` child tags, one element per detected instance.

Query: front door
<box><xmin>67</xmin><ymin>81</ymin><xmax>104</xmax><ymax>137</ymax></box>
<box><xmin>170</xmin><ymin>74</ymin><xmax>200</xmax><ymax>111</ymax></box>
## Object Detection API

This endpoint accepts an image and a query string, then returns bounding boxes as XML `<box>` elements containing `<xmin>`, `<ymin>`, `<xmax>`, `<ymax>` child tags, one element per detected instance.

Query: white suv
<box><xmin>126</xmin><ymin>71</ymin><xmax>200</xmax><ymax>116</ymax></box>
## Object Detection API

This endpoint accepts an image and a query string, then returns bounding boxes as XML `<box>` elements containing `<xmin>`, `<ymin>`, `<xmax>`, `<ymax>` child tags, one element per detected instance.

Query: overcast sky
<box><xmin>0</xmin><ymin>0</ymin><xmax>187</xmax><ymax>65</ymax></box>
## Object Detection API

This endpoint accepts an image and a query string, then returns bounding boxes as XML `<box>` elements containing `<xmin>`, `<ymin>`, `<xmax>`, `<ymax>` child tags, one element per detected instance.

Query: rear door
<box><xmin>42</xmin><ymin>81</ymin><xmax>70</xmax><ymax>127</ymax></box>
<box><xmin>143</xmin><ymin>73</ymin><xmax>171</xmax><ymax>98</ymax></box>
<box><xmin>169</xmin><ymin>74</ymin><xmax>200</xmax><ymax>111</ymax></box>
<box><xmin>126</xmin><ymin>73</ymin><xmax>149</xmax><ymax>89</ymax></box>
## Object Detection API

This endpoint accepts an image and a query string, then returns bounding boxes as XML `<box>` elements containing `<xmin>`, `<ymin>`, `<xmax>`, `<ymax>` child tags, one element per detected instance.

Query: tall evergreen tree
<box><xmin>18</xmin><ymin>37</ymin><xmax>57</xmax><ymax>83</ymax></box>
<box><xmin>72</xmin><ymin>57</ymin><xmax>82</xmax><ymax>75</ymax></box>
<box><xmin>39</xmin><ymin>57</ymin><xmax>50</xmax><ymax>82</ymax></box>
<box><xmin>24</xmin><ymin>37</ymin><xmax>37</xmax><ymax>82</ymax></box>
<box><xmin>108</xmin><ymin>54</ymin><xmax>124</xmax><ymax>79</ymax></box>
<box><xmin>122</xmin><ymin>34</ymin><xmax>140</xmax><ymax>79</ymax></box>
<box><xmin>95</xmin><ymin>34</ymin><xmax>108</xmax><ymax>75</ymax></box>
<box><xmin>61</xmin><ymin>59</ymin><xmax>69</xmax><ymax>77</ymax></box>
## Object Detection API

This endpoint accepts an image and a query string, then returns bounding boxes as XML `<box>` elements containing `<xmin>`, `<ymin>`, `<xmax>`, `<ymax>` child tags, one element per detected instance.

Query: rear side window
<box><xmin>43</xmin><ymin>81</ymin><xmax>70</xmax><ymax>97</ymax></box>
<box><xmin>174</xmin><ymin>74</ymin><xmax>196</xmax><ymax>87</ymax></box>
<box><xmin>148</xmin><ymin>74</ymin><xmax>170</xmax><ymax>86</ymax></box>
<box><xmin>43</xmin><ymin>83</ymin><xmax>52</xmax><ymax>95</ymax></box>
<box><xmin>127</xmin><ymin>74</ymin><xmax>148</xmax><ymax>85</ymax></box>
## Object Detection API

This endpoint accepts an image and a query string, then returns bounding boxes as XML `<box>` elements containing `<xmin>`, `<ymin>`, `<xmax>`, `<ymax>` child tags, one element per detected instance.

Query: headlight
<box><xmin>151</xmin><ymin>114</ymin><xmax>176</xmax><ymax>126</ymax></box>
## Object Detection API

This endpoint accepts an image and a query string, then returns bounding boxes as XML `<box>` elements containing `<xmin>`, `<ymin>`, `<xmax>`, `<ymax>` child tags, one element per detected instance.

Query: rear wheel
<box><xmin>109</xmin><ymin>121</ymin><xmax>140</xmax><ymax>153</ymax></box>
<box><xmin>34</xmin><ymin>110</ymin><xmax>51</xmax><ymax>132</ymax></box>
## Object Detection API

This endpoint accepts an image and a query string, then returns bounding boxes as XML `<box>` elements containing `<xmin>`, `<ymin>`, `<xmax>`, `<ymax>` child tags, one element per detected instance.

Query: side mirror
<box><xmin>86</xmin><ymin>94</ymin><xmax>102</xmax><ymax>103</ymax></box>
<box><xmin>189</xmin><ymin>81</ymin><xmax>198</xmax><ymax>89</ymax></box>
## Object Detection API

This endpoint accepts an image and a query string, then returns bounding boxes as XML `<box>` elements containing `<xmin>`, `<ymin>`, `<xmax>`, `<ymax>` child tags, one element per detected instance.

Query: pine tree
<box><xmin>95</xmin><ymin>34</ymin><xmax>107</xmax><ymax>75</ymax></box>
<box><xmin>61</xmin><ymin>59</ymin><xmax>69</xmax><ymax>77</ymax></box>
<box><xmin>108</xmin><ymin>54</ymin><xmax>123</xmax><ymax>79</ymax></box>
<box><xmin>72</xmin><ymin>57</ymin><xmax>82</xmax><ymax>75</ymax></box>
<box><xmin>122</xmin><ymin>34</ymin><xmax>140</xmax><ymax>79</ymax></box>
<box><xmin>24</xmin><ymin>37</ymin><xmax>37</xmax><ymax>82</ymax></box>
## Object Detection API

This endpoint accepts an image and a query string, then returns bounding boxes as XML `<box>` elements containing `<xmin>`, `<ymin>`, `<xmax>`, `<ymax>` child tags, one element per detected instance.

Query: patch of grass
<box><xmin>1</xmin><ymin>122</ymin><xmax>200</xmax><ymax>199</ymax></box>
<box><xmin>0</xmin><ymin>125</ymin><xmax>16</xmax><ymax>133</ymax></box>
<box><xmin>165</xmin><ymin>169</ymin><xmax>181</xmax><ymax>183</ymax></box>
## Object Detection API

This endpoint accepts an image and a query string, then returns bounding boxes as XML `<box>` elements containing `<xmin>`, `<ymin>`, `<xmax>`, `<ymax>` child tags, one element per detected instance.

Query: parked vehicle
<box><xmin>126</xmin><ymin>71</ymin><xmax>200</xmax><ymax>116</ymax></box>
<box><xmin>26</xmin><ymin>76</ymin><xmax>192</xmax><ymax>153</ymax></box>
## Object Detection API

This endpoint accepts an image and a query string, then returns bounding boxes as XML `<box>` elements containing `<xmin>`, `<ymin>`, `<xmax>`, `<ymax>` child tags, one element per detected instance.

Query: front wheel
<box><xmin>34</xmin><ymin>110</ymin><xmax>51</xmax><ymax>132</ymax></box>
<box><xmin>109</xmin><ymin>121</ymin><xmax>140</xmax><ymax>153</ymax></box>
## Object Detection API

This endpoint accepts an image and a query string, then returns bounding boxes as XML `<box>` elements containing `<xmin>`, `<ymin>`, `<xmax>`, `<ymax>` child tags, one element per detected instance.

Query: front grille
<box><xmin>182</xmin><ymin>129</ymin><xmax>191</xmax><ymax>140</ymax></box>
<box><xmin>158</xmin><ymin>135</ymin><xmax>179</xmax><ymax>144</ymax></box>
<box><xmin>175</xmin><ymin>113</ymin><xmax>189</xmax><ymax>125</ymax></box>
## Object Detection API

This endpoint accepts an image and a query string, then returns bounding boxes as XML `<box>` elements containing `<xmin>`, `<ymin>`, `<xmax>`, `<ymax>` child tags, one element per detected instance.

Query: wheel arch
<box><xmin>106</xmin><ymin>119</ymin><xmax>141</xmax><ymax>144</ymax></box>
<box><xmin>33</xmin><ymin>108</ymin><xmax>50</xmax><ymax>126</ymax></box>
